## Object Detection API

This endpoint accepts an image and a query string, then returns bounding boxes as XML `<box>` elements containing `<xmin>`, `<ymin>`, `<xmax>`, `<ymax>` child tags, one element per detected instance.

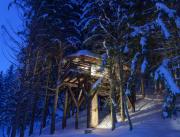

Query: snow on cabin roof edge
<box><xmin>67</xmin><ymin>50</ymin><xmax>101</xmax><ymax>59</ymax></box>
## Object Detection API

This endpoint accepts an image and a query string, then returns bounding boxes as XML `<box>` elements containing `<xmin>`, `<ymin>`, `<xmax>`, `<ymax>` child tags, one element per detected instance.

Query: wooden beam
<box><xmin>68</xmin><ymin>86</ymin><xmax>78</xmax><ymax>107</ymax></box>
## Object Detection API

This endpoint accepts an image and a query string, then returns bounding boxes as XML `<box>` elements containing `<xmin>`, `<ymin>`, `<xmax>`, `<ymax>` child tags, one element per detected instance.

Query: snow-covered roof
<box><xmin>67</xmin><ymin>50</ymin><xmax>101</xmax><ymax>59</ymax></box>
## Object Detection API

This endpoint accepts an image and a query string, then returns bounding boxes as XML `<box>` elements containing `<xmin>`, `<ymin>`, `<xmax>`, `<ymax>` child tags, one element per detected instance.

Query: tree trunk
<box><xmin>11</xmin><ymin>104</ymin><xmax>20</xmax><ymax>137</ymax></box>
<box><xmin>20</xmin><ymin>106</ymin><xmax>27</xmax><ymax>137</ymax></box>
<box><xmin>141</xmin><ymin>76</ymin><xmax>145</xmax><ymax>98</ymax></box>
<box><xmin>120</xmin><ymin>89</ymin><xmax>125</xmax><ymax>121</ymax></box>
<box><xmin>29</xmin><ymin>51</ymin><xmax>40</xmax><ymax>135</ymax></box>
<box><xmin>75</xmin><ymin>106</ymin><xmax>79</xmax><ymax>129</ymax></box>
<box><xmin>40</xmin><ymin>93</ymin><xmax>49</xmax><ymax>134</ymax></box>
<box><xmin>50</xmin><ymin>89</ymin><xmax>59</xmax><ymax>134</ymax></box>
<box><xmin>132</xmin><ymin>91</ymin><xmax>136</xmax><ymax>112</ymax></box>
<box><xmin>159</xmin><ymin>81</ymin><xmax>163</xmax><ymax>94</ymax></box>
<box><xmin>109</xmin><ymin>67</ymin><xmax>116</xmax><ymax>131</ymax></box>
<box><xmin>62</xmin><ymin>91</ymin><xmax>69</xmax><ymax>129</ymax></box>
<box><xmin>29</xmin><ymin>92</ymin><xmax>38</xmax><ymax>136</ymax></box>
<box><xmin>42</xmin><ymin>95</ymin><xmax>49</xmax><ymax>128</ymax></box>
<box><xmin>154</xmin><ymin>81</ymin><xmax>158</xmax><ymax>93</ymax></box>
<box><xmin>7</xmin><ymin>126</ymin><xmax>11</xmax><ymax>137</ymax></box>
<box><xmin>11</xmin><ymin>125</ymin><xmax>16</xmax><ymax>137</ymax></box>
<box><xmin>41</xmin><ymin>68</ymin><xmax>50</xmax><ymax>132</ymax></box>
<box><xmin>124</xmin><ymin>96</ymin><xmax>133</xmax><ymax>130</ymax></box>
<box><xmin>19</xmin><ymin>124</ymin><xmax>24</xmax><ymax>137</ymax></box>
<box><xmin>118</xmin><ymin>57</ymin><xmax>125</xmax><ymax>121</ymax></box>
<box><xmin>2</xmin><ymin>127</ymin><xmax>5</xmax><ymax>137</ymax></box>
<box><xmin>67</xmin><ymin>98</ymin><xmax>71</xmax><ymax>118</ymax></box>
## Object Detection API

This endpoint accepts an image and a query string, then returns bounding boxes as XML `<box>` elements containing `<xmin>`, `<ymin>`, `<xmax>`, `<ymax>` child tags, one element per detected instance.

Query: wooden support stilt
<box><xmin>68</xmin><ymin>86</ymin><xmax>79</xmax><ymax>129</ymax></box>
<box><xmin>90</xmin><ymin>93</ymin><xmax>99</xmax><ymax>128</ymax></box>
<box><xmin>87</xmin><ymin>97</ymin><xmax>91</xmax><ymax>128</ymax></box>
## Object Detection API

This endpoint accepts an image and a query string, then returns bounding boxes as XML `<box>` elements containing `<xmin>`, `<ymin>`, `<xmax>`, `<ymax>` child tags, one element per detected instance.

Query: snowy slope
<box><xmin>31</xmin><ymin>97</ymin><xmax>180</xmax><ymax>137</ymax></box>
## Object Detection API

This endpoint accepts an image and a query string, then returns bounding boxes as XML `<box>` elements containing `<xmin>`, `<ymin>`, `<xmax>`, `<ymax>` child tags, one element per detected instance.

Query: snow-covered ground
<box><xmin>30</xmin><ymin>96</ymin><xmax>180</xmax><ymax>137</ymax></box>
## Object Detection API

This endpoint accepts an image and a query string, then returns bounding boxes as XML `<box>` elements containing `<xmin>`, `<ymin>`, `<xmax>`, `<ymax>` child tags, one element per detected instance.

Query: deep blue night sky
<box><xmin>0</xmin><ymin>0</ymin><xmax>22</xmax><ymax>72</ymax></box>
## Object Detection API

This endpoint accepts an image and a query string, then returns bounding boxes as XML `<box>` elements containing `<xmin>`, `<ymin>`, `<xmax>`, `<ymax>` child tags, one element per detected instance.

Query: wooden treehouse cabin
<box><xmin>57</xmin><ymin>50</ymin><xmax>131</xmax><ymax>131</ymax></box>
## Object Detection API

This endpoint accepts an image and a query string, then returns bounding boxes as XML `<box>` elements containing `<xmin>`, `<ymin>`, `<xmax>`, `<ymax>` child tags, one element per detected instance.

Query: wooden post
<box><xmin>87</xmin><ymin>97</ymin><xmax>91</xmax><ymax>128</ymax></box>
<box><xmin>62</xmin><ymin>90</ymin><xmax>69</xmax><ymax>129</ymax></box>
<box><xmin>90</xmin><ymin>93</ymin><xmax>99</xmax><ymax>127</ymax></box>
